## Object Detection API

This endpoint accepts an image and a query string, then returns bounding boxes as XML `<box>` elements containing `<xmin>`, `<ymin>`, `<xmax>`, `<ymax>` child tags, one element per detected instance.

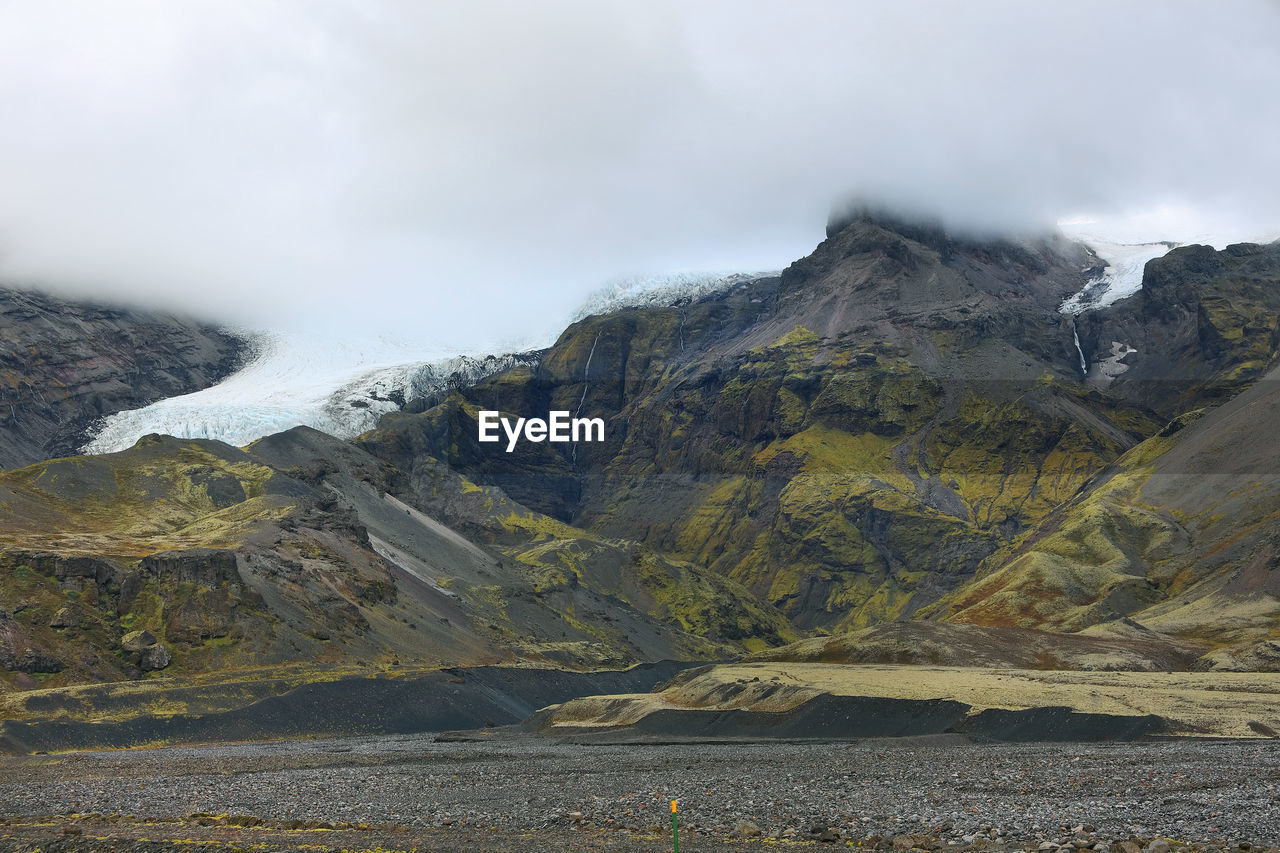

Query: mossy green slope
<box><xmin>928</xmin><ymin>358</ymin><xmax>1280</xmax><ymax>668</ymax></box>
<box><xmin>0</xmin><ymin>425</ymin><xmax>795</xmax><ymax>692</ymax></box>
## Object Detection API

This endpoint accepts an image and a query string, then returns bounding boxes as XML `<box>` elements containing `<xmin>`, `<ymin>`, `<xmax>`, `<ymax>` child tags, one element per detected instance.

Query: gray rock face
<box><xmin>0</xmin><ymin>285</ymin><xmax>246</xmax><ymax>470</ymax></box>
<box><xmin>139</xmin><ymin>549</ymin><xmax>241</xmax><ymax>586</ymax></box>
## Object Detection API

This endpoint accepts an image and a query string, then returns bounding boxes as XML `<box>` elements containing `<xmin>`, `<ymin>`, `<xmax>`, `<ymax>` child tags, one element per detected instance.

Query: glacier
<box><xmin>80</xmin><ymin>271</ymin><xmax>770</xmax><ymax>454</ymax></box>
<box><xmin>1057</xmin><ymin>219</ymin><xmax>1279</xmax><ymax>315</ymax></box>
<box><xmin>573</xmin><ymin>270</ymin><xmax>776</xmax><ymax>320</ymax></box>
<box><xmin>81</xmin><ymin>330</ymin><xmax>537</xmax><ymax>453</ymax></box>
<box><xmin>1058</xmin><ymin>238</ymin><xmax>1174</xmax><ymax>315</ymax></box>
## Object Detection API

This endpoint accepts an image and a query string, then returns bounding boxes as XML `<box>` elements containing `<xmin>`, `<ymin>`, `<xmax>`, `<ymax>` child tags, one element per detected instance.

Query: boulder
<box><xmin>141</xmin><ymin>643</ymin><xmax>172</xmax><ymax>671</ymax></box>
<box><xmin>121</xmin><ymin>629</ymin><xmax>171</xmax><ymax>671</ymax></box>
<box><xmin>121</xmin><ymin>630</ymin><xmax>158</xmax><ymax>653</ymax></box>
<box><xmin>49</xmin><ymin>605</ymin><xmax>79</xmax><ymax>629</ymax></box>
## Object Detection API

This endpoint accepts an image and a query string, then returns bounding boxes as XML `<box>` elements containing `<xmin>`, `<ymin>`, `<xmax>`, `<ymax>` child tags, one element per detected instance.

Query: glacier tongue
<box><xmin>1059</xmin><ymin>239</ymin><xmax>1173</xmax><ymax>315</ymax></box>
<box><xmin>81</xmin><ymin>268</ymin><xmax>773</xmax><ymax>455</ymax></box>
<box><xmin>81</xmin><ymin>330</ymin><xmax>536</xmax><ymax>453</ymax></box>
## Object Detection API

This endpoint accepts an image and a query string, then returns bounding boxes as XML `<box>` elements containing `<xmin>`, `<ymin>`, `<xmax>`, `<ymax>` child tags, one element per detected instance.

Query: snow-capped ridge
<box><xmin>573</xmin><ymin>271</ymin><xmax>776</xmax><ymax>321</ymax></box>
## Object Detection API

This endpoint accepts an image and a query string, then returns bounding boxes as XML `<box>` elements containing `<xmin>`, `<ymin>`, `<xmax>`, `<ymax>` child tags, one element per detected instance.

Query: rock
<box><xmin>0</xmin><ymin>287</ymin><xmax>245</xmax><ymax>469</ymax></box>
<box><xmin>49</xmin><ymin>605</ymin><xmax>79</xmax><ymax>629</ymax></box>
<box><xmin>17</xmin><ymin>647</ymin><xmax>64</xmax><ymax>674</ymax></box>
<box><xmin>121</xmin><ymin>627</ymin><xmax>172</xmax><ymax>671</ymax></box>
<box><xmin>122</xmin><ymin>630</ymin><xmax>158</xmax><ymax>653</ymax></box>
<box><xmin>141</xmin><ymin>643</ymin><xmax>172</xmax><ymax>671</ymax></box>
<box><xmin>139</xmin><ymin>548</ymin><xmax>241</xmax><ymax>587</ymax></box>
<box><xmin>1041</xmin><ymin>844</ymin><xmax>1062</xmax><ymax>851</ymax></box>
<box><xmin>116</xmin><ymin>572</ymin><xmax>144</xmax><ymax>615</ymax></box>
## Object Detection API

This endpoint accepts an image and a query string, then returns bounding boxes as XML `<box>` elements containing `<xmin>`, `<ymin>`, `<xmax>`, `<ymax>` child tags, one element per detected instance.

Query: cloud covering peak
<box><xmin>0</xmin><ymin>1</ymin><xmax>1277</xmax><ymax>348</ymax></box>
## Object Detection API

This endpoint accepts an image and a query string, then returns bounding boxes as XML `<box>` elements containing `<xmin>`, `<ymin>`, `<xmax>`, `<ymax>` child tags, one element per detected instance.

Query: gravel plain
<box><xmin>2</xmin><ymin>734</ymin><xmax>1279</xmax><ymax>852</ymax></box>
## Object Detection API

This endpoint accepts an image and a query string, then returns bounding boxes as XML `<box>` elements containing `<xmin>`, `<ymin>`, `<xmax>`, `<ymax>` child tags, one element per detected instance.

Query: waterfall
<box><xmin>1072</xmin><ymin>324</ymin><xmax>1087</xmax><ymax>376</ymax></box>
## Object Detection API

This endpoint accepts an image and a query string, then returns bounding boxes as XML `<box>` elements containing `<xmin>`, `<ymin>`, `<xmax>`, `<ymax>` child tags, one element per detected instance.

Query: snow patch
<box><xmin>1091</xmin><ymin>341</ymin><xmax>1139</xmax><ymax>386</ymax></box>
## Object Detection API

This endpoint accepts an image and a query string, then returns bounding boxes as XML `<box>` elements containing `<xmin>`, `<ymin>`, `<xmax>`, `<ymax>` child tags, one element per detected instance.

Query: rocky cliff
<box><xmin>0</xmin><ymin>285</ymin><xmax>246</xmax><ymax>469</ymax></box>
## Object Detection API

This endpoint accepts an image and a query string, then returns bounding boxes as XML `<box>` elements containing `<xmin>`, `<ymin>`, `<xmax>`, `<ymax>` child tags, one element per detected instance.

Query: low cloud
<box><xmin>0</xmin><ymin>1</ymin><xmax>1277</xmax><ymax>350</ymax></box>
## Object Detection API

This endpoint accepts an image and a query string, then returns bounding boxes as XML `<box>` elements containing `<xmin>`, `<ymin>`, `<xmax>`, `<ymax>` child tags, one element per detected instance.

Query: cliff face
<box><xmin>0</xmin><ymin>286</ymin><xmax>246</xmax><ymax>469</ymax></box>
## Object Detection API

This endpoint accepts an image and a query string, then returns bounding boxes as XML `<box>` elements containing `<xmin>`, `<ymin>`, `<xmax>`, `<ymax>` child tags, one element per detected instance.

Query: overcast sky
<box><xmin>1</xmin><ymin>1</ymin><xmax>1278</xmax><ymax>351</ymax></box>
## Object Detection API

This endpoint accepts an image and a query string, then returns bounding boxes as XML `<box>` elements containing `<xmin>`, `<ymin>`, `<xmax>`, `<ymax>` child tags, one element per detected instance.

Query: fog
<box><xmin>1</xmin><ymin>1</ymin><xmax>1278</xmax><ymax>351</ymax></box>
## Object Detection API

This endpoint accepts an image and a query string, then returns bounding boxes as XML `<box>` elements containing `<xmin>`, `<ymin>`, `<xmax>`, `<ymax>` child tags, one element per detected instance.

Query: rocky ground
<box><xmin>1</xmin><ymin>733</ymin><xmax>1279</xmax><ymax>851</ymax></box>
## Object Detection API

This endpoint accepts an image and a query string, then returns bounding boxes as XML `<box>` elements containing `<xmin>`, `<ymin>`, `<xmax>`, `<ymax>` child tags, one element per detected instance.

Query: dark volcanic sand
<box><xmin>2</xmin><ymin>734</ymin><xmax>1279</xmax><ymax>851</ymax></box>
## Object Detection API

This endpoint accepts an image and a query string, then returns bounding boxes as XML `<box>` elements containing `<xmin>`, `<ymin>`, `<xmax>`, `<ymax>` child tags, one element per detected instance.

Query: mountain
<box><xmin>0</xmin><ymin>423</ymin><xmax>790</xmax><ymax>687</ymax></box>
<box><xmin>358</xmin><ymin>211</ymin><xmax>1162</xmax><ymax>631</ymax></box>
<box><xmin>4</xmin><ymin>214</ymin><xmax>1280</xmax><ymax>700</ymax></box>
<box><xmin>0</xmin><ymin>285</ymin><xmax>245</xmax><ymax>469</ymax></box>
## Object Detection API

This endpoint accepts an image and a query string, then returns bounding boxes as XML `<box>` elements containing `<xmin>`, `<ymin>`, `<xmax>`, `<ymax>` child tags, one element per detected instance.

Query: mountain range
<box><xmin>3</xmin><ymin>208</ymin><xmax>1279</xmax><ymax>698</ymax></box>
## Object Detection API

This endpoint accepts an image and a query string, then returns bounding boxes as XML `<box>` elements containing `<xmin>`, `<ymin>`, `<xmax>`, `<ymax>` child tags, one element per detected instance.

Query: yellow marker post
<box><xmin>671</xmin><ymin>799</ymin><xmax>679</xmax><ymax>853</ymax></box>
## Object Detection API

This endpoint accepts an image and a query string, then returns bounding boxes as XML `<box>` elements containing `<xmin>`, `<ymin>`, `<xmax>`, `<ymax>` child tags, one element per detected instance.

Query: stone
<box><xmin>122</xmin><ymin>630</ymin><xmax>158</xmax><ymax>653</ymax></box>
<box><xmin>141</xmin><ymin>643</ymin><xmax>171</xmax><ymax>671</ymax></box>
<box><xmin>49</xmin><ymin>606</ymin><xmax>79</xmax><ymax>629</ymax></box>
<box><xmin>17</xmin><ymin>647</ymin><xmax>63</xmax><ymax>674</ymax></box>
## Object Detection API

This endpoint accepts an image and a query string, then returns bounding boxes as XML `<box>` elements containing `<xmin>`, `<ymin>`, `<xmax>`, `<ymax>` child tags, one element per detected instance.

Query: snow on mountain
<box><xmin>81</xmin><ymin>330</ymin><xmax>537</xmax><ymax>453</ymax></box>
<box><xmin>80</xmin><ymin>270</ymin><xmax>767</xmax><ymax>454</ymax></box>
<box><xmin>1058</xmin><ymin>239</ymin><xmax>1174</xmax><ymax>314</ymax></box>
<box><xmin>573</xmin><ymin>271</ymin><xmax>776</xmax><ymax>320</ymax></box>
<box><xmin>1057</xmin><ymin>218</ymin><xmax>1279</xmax><ymax>315</ymax></box>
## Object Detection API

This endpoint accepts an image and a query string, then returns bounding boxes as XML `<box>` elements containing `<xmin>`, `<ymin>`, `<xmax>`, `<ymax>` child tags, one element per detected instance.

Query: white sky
<box><xmin>1</xmin><ymin>1</ymin><xmax>1278</xmax><ymax>351</ymax></box>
